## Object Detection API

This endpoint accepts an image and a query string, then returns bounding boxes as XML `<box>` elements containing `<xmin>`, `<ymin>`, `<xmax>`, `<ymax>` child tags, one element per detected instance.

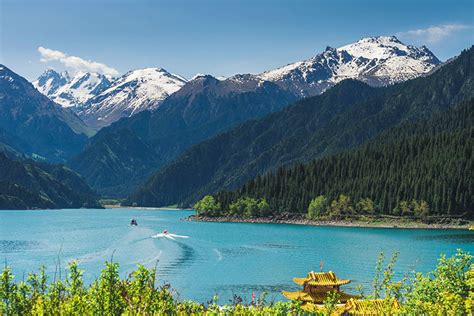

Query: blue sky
<box><xmin>1</xmin><ymin>0</ymin><xmax>473</xmax><ymax>80</ymax></box>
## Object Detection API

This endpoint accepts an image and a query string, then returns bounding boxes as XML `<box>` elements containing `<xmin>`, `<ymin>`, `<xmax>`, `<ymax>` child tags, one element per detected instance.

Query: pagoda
<box><xmin>282</xmin><ymin>271</ymin><xmax>360</xmax><ymax>312</ymax></box>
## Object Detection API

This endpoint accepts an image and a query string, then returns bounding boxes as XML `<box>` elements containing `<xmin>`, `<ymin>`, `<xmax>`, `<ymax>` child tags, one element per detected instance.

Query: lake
<box><xmin>0</xmin><ymin>208</ymin><xmax>472</xmax><ymax>304</ymax></box>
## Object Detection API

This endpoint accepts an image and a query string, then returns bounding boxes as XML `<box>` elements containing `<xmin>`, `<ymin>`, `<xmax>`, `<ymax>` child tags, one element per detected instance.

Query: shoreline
<box><xmin>103</xmin><ymin>205</ymin><xmax>192</xmax><ymax>211</ymax></box>
<box><xmin>184</xmin><ymin>214</ymin><xmax>472</xmax><ymax>230</ymax></box>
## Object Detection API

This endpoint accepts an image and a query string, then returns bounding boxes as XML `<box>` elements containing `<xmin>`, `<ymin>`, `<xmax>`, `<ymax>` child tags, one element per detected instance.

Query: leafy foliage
<box><xmin>228</xmin><ymin>197</ymin><xmax>270</xmax><ymax>217</ymax></box>
<box><xmin>194</xmin><ymin>195</ymin><xmax>221</xmax><ymax>216</ymax></box>
<box><xmin>0</xmin><ymin>261</ymin><xmax>304</xmax><ymax>315</ymax></box>
<box><xmin>307</xmin><ymin>196</ymin><xmax>328</xmax><ymax>219</ymax></box>
<box><xmin>0</xmin><ymin>252</ymin><xmax>471</xmax><ymax>315</ymax></box>
<box><xmin>401</xmin><ymin>250</ymin><xmax>473</xmax><ymax>315</ymax></box>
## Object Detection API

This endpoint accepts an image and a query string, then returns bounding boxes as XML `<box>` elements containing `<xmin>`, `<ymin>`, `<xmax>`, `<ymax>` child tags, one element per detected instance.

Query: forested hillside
<box><xmin>69</xmin><ymin>76</ymin><xmax>297</xmax><ymax>196</ymax></box>
<box><xmin>127</xmin><ymin>47</ymin><xmax>474</xmax><ymax>207</ymax></box>
<box><xmin>0</xmin><ymin>153</ymin><xmax>101</xmax><ymax>209</ymax></box>
<box><xmin>210</xmin><ymin>99</ymin><xmax>473</xmax><ymax>217</ymax></box>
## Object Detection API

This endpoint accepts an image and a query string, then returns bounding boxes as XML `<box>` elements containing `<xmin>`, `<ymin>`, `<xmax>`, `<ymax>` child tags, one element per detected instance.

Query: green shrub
<box><xmin>194</xmin><ymin>195</ymin><xmax>221</xmax><ymax>216</ymax></box>
<box><xmin>307</xmin><ymin>195</ymin><xmax>328</xmax><ymax>219</ymax></box>
<box><xmin>0</xmin><ymin>251</ymin><xmax>471</xmax><ymax>315</ymax></box>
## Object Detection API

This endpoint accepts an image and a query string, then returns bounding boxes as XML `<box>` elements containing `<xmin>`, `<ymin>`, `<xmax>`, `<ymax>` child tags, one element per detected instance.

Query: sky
<box><xmin>0</xmin><ymin>0</ymin><xmax>473</xmax><ymax>80</ymax></box>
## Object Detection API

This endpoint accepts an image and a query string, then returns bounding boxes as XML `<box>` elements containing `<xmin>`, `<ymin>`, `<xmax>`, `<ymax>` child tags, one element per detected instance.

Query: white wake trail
<box><xmin>151</xmin><ymin>233</ymin><xmax>190</xmax><ymax>240</ymax></box>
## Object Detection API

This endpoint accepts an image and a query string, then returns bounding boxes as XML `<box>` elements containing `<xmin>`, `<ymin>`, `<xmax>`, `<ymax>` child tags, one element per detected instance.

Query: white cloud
<box><xmin>37</xmin><ymin>46</ymin><xmax>119</xmax><ymax>77</ymax></box>
<box><xmin>397</xmin><ymin>24</ymin><xmax>470</xmax><ymax>44</ymax></box>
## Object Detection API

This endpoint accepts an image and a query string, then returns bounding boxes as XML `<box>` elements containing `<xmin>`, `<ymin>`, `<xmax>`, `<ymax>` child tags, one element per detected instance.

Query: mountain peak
<box><xmin>339</xmin><ymin>35</ymin><xmax>411</xmax><ymax>59</ymax></box>
<box><xmin>358</xmin><ymin>35</ymin><xmax>401</xmax><ymax>43</ymax></box>
<box><xmin>258</xmin><ymin>36</ymin><xmax>441</xmax><ymax>96</ymax></box>
<box><xmin>77</xmin><ymin>66</ymin><xmax>188</xmax><ymax>129</ymax></box>
<box><xmin>34</xmin><ymin>70</ymin><xmax>111</xmax><ymax>108</ymax></box>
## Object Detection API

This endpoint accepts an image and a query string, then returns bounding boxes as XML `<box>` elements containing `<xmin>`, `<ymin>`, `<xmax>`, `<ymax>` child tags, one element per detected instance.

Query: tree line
<box><xmin>204</xmin><ymin>99</ymin><xmax>473</xmax><ymax>218</ymax></box>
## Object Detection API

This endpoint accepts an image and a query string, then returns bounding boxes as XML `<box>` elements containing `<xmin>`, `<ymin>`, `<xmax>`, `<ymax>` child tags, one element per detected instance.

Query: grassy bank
<box><xmin>186</xmin><ymin>214</ymin><xmax>472</xmax><ymax>230</ymax></box>
<box><xmin>0</xmin><ymin>251</ymin><xmax>472</xmax><ymax>315</ymax></box>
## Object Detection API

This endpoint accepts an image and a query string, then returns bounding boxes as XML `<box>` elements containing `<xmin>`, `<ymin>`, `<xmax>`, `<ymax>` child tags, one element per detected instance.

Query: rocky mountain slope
<box><xmin>69</xmin><ymin>75</ymin><xmax>297</xmax><ymax>196</ymax></box>
<box><xmin>0</xmin><ymin>65</ymin><xmax>90</xmax><ymax>162</ymax></box>
<box><xmin>78</xmin><ymin>68</ymin><xmax>187</xmax><ymax>129</ymax></box>
<box><xmin>34</xmin><ymin>70</ymin><xmax>111</xmax><ymax>108</ymax></box>
<box><xmin>34</xmin><ymin>68</ymin><xmax>187</xmax><ymax>129</ymax></box>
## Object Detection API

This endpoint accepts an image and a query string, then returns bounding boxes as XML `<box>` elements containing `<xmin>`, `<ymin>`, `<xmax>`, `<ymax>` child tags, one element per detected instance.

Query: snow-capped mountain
<box><xmin>33</xmin><ymin>36</ymin><xmax>440</xmax><ymax>131</ymax></box>
<box><xmin>33</xmin><ymin>70</ymin><xmax>112</xmax><ymax>108</ymax></box>
<box><xmin>78</xmin><ymin>68</ymin><xmax>187</xmax><ymax>129</ymax></box>
<box><xmin>258</xmin><ymin>36</ymin><xmax>441</xmax><ymax>96</ymax></box>
<box><xmin>34</xmin><ymin>69</ymin><xmax>70</xmax><ymax>96</ymax></box>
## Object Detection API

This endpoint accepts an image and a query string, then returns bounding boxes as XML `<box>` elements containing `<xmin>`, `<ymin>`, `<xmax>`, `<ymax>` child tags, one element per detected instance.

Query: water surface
<box><xmin>0</xmin><ymin>208</ymin><xmax>472</xmax><ymax>303</ymax></box>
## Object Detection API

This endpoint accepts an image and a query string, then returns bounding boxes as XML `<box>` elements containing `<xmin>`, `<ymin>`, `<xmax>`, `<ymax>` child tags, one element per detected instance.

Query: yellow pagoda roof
<box><xmin>281</xmin><ymin>290</ymin><xmax>360</xmax><ymax>303</ymax></box>
<box><xmin>301</xmin><ymin>299</ymin><xmax>401</xmax><ymax>315</ymax></box>
<box><xmin>301</xmin><ymin>302</ymin><xmax>346</xmax><ymax>315</ymax></box>
<box><xmin>343</xmin><ymin>298</ymin><xmax>401</xmax><ymax>315</ymax></box>
<box><xmin>293</xmin><ymin>271</ymin><xmax>351</xmax><ymax>286</ymax></box>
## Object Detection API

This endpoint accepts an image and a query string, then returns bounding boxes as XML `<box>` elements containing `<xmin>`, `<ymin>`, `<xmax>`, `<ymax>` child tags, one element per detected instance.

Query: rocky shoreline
<box><xmin>184</xmin><ymin>214</ymin><xmax>472</xmax><ymax>229</ymax></box>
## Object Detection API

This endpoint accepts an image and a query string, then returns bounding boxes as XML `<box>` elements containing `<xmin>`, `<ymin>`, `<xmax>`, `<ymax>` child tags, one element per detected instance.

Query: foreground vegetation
<box><xmin>1</xmin><ymin>251</ymin><xmax>472</xmax><ymax>315</ymax></box>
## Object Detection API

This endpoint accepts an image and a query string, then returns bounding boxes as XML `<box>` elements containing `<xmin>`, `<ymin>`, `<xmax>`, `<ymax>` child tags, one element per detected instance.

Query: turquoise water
<box><xmin>0</xmin><ymin>208</ymin><xmax>473</xmax><ymax>303</ymax></box>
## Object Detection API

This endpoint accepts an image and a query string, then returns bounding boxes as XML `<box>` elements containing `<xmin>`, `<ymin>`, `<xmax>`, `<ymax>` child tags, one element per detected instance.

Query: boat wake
<box><xmin>151</xmin><ymin>233</ymin><xmax>190</xmax><ymax>240</ymax></box>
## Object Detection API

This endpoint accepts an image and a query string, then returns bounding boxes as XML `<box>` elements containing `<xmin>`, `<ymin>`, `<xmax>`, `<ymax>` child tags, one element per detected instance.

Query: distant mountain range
<box><xmin>124</xmin><ymin>46</ymin><xmax>473</xmax><ymax>207</ymax></box>
<box><xmin>66</xmin><ymin>36</ymin><xmax>443</xmax><ymax>196</ymax></box>
<box><xmin>257</xmin><ymin>35</ymin><xmax>440</xmax><ymax>96</ymax></box>
<box><xmin>68</xmin><ymin>74</ymin><xmax>297</xmax><ymax>196</ymax></box>
<box><xmin>34</xmin><ymin>68</ymin><xmax>186</xmax><ymax>129</ymax></box>
<box><xmin>34</xmin><ymin>70</ymin><xmax>112</xmax><ymax>109</ymax></box>
<box><xmin>1</xmin><ymin>35</ymin><xmax>462</xmax><ymax>210</ymax></box>
<box><xmin>33</xmin><ymin>36</ymin><xmax>440</xmax><ymax>131</ymax></box>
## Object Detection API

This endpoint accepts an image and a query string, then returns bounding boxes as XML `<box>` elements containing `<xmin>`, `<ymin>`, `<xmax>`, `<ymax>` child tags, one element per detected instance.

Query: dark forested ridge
<box><xmin>213</xmin><ymin>99</ymin><xmax>474</xmax><ymax>217</ymax></box>
<box><xmin>0</xmin><ymin>65</ymin><xmax>90</xmax><ymax>162</ymax></box>
<box><xmin>0</xmin><ymin>153</ymin><xmax>101</xmax><ymax>209</ymax></box>
<box><xmin>127</xmin><ymin>47</ymin><xmax>474</xmax><ymax>207</ymax></box>
<box><xmin>69</xmin><ymin>76</ymin><xmax>298</xmax><ymax>196</ymax></box>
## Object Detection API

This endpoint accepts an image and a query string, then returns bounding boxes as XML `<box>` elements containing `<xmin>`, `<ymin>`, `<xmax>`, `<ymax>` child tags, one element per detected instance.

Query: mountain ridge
<box><xmin>0</xmin><ymin>65</ymin><xmax>91</xmax><ymax>162</ymax></box>
<box><xmin>68</xmin><ymin>36</ymin><xmax>445</xmax><ymax>196</ymax></box>
<box><xmin>0</xmin><ymin>152</ymin><xmax>101</xmax><ymax>209</ymax></box>
<box><xmin>125</xmin><ymin>46</ymin><xmax>473</xmax><ymax>207</ymax></box>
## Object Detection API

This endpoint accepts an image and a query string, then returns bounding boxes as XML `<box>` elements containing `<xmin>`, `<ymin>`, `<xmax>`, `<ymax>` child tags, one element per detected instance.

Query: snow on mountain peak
<box><xmin>77</xmin><ymin>67</ymin><xmax>188</xmax><ymax>129</ymax></box>
<box><xmin>33</xmin><ymin>69</ymin><xmax>110</xmax><ymax>108</ymax></box>
<box><xmin>258</xmin><ymin>36</ymin><xmax>440</xmax><ymax>96</ymax></box>
<box><xmin>191</xmin><ymin>73</ymin><xmax>208</xmax><ymax>80</ymax></box>
<box><xmin>96</xmin><ymin>67</ymin><xmax>187</xmax><ymax>106</ymax></box>
<box><xmin>33</xmin><ymin>69</ymin><xmax>70</xmax><ymax>96</ymax></box>
<box><xmin>339</xmin><ymin>35</ymin><xmax>416</xmax><ymax>60</ymax></box>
